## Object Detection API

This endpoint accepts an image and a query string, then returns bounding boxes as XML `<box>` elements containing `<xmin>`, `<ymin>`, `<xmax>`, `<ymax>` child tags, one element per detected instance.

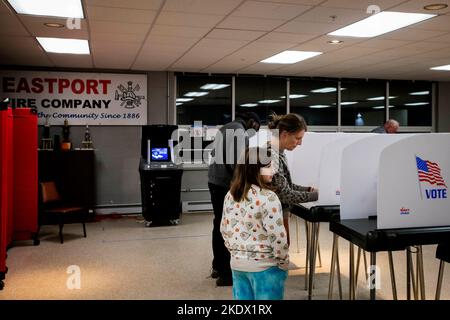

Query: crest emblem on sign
<box><xmin>115</xmin><ymin>81</ymin><xmax>145</xmax><ymax>109</ymax></box>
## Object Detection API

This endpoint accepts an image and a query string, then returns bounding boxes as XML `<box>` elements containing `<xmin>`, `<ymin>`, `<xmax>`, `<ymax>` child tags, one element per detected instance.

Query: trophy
<box><xmin>82</xmin><ymin>124</ymin><xmax>94</xmax><ymax>149</ymax></box>
<box><xmin>60</xmin><ymin>119</ymin><xmax>72</xmax><ymax>151</ymax></box>
<box><xmin>41</xmin><ymin>118</ymin><xmax>53</xmax><ymax>150</ymax></box>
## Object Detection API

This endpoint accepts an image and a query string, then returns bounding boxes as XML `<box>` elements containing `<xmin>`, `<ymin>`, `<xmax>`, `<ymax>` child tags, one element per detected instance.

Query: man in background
<box><xmin>208</xmin><ymin>112</ymin><xmax>261</xmax><ymax>286</ymax></box>
<box><xmin>371</xmin><ymin>119</ymin><xmax>400</xmax><ymax>134</ymax></box>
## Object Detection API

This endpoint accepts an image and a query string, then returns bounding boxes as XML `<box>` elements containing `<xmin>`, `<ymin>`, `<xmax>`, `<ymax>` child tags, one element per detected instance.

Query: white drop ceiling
<box><xmin>0</xmin><ymin>0</ymin><xmax>449</xmax><ymax>80</ymax></box>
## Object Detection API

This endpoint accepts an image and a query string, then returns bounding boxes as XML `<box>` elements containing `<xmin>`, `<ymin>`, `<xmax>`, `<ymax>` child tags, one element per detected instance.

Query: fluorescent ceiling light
<box><xmin>200</xmin><ymin>84</ymin><xmax>230</xmax><ymax>90</ymax></box>
<box><xmin>367</xmin><ymin>96</ymin><xmax>397</xmax><ymax>101</ymax></box>
<box><xmin>405</xmin><ymin>102</ymin><xmax>429</xmax><ymax>106</ymax></box>
<box><xmin>240</xmin><ymin>103</ymin><xmax>258</xmax><ymax>107</ymax></box>
<box><xmin>372</xmin><ymin>106</ymin><xmax>394</xmax><ymax>109</ymax></box>
<box><xmin>261</xmin><ymin>50</ymin><xmax>322</xmax><ymax>64</ymax></box>
<box><xmin>430</xmin><ymin>64</ymin><xmax>450</xmax><ymax>71</ymax></box>
<box><xmin>8</xmin><ymin>0</ymin><xmax>84</xmax><ymax>18</ymax></box>
<box><xmin>309</xmin><ymin>105</ymin><xmax>330</xmax><ymax>109</ymax></box>
<box><xmin>36</xmin><ymin>37</ymin><xmax>89</xmax><ymax>54</ymax></box>
<box><xmin>281</xmin><ymin>94</ymin><xmax>308</xmax><ymax>99</ymax></box>
<box><xmin>409</xmin><ymin>91</ymin><xmax>430</xmax><ymax>95</ymax></box>
<box><xmin>184</xmin><ymin>92</ymin><xmax>209</xmax><ymax>97</ymax></box>
<box><xmin>328</xmin><ymin>11</ymin><xmax>435</xmax><ymax>38</ymax></box>
<box><xmin>258</xmin><ymin>100</ymin><xmax>281</xmax><ymax>104</ymax></box>
<box><xmin>311</xmin><ymin>87</ymin><xmax>343</xmax><ymax>93</ymax></box>
<box><xmin>176</xmin><ymin>98</ymin><xmax>193</xmax><ymax>102</ymax></box>
<box><xmin>176</xmin><ymin>103</ymin><xmax>183</xmax><ymax>106</ymax></box>
<box><xmin>341</xmin><ymin>102</ymin><xmax>358</xmax><ymax>105</ymax></box>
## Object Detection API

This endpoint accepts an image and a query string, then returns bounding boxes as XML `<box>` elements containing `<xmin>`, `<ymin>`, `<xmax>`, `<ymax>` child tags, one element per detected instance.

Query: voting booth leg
<box><xmin>304</xmin><ymin>221</ymin><xmax>323</xmax><ymax>294</ymax></box>
<box><xmin>388</xmin><ymin>251</ymin><xmax>398</xmax><ymax>300</ymax></box>
<box><xmin>355</xmin><ymin>248</ymin><xmax>362</xmax><ymax>288</ymax></box>
<box><xmin>304</xmin><ymin>221</ymin><xmax>310</xmax><ymax>290</ymax></box>
<box><xmin>349</xmin><ymin>244</ymin><xmax>355</xmax><ymax>299</ymax></box>
<box><xmin>294</xmin><ymin>216</ymin><xmax>300</xmax><ymax>254</ymax></box>
<box><xmin>417</xmin><ymin>246</ymin><xmax>426</xmax><ymax>300</ymax></box>
<box><xmin>317</xmin><ymin>228</ymin><xmax>322</xmax><ymax>268</ymax></box>
<box><xmin>407</xmin><ymin>247</ymin><xmax>419</xmax><ymax>300</ymax></box>
<box><xmin>370</xmin><ymin>252</ymin><xmax>376</xmax><ymax>300</ymax></box>
<box><xmin>328</xmin><ymin>234</ymin><xmax>343</xmax><ymax>300</ymax></box>
<box><xmin>435</xmin><ymin>261</ymin><xmax>445</xmax><ymax>300</ymax></box>
<box><xmin>308</xmin><ymin>222</ymin><xmax>320</xmax><ymax>299</ymax></box>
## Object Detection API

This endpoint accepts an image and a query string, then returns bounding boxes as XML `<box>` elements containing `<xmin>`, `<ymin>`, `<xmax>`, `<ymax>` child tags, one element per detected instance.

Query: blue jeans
<box><xmin>232</xmin><ymin>266</ymin><xmax>288</xmax><ymax>300</ymax></box>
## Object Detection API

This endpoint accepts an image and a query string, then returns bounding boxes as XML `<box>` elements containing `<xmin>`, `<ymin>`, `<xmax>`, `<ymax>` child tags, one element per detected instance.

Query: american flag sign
<box><xmin>416</xmin><ymin>156</ymin><xmax>447</xmax><ymax>188</ymax></box>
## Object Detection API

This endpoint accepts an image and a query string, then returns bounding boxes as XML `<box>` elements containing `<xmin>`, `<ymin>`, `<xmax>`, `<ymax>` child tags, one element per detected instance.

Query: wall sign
<box><xmin>0</xmin><ymin>70</ymin><xmax>147</xmax><ymax>125</ymax></box>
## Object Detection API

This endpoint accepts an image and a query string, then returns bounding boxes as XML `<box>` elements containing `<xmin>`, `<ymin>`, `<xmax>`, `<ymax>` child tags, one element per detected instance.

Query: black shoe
<box><xmin>210</xmin><ymin>269</ymin><xmax>220</xmax><ymax>279</ymax></box>
<box><xmin>216</xmin><ymin>276</ymin><xmax>232</xmax><ymax>287</ymax></box>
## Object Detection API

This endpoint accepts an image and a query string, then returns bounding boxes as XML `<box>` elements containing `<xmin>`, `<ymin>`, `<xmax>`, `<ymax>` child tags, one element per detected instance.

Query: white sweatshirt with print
<box><xmin>220</xmin><ymin>185</ymin><xmax>289</xmax><ymax>272</ymax></box>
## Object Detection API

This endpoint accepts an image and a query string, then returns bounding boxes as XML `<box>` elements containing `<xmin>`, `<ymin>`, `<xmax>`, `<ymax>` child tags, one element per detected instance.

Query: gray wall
<box><xmin>38</xmin><ymin>71</ymin><xmax>175</xmax><ymax>208</ymax></box>
<box><xmin>437</xmin><ymin>82</ymin><xmax>450</xmax><ymax>132</ymax></box>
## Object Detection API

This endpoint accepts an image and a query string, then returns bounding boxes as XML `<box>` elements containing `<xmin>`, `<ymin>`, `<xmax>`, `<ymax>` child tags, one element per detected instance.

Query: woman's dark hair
<box><xmin>229</xmin><ymin>147</ymin><xmax>274</xmax><ymax>202</ymax></box>
<box><xmin>267</xmin><ymin>113</ymin><xmax>307</xmax><ymax>133</ymax></box>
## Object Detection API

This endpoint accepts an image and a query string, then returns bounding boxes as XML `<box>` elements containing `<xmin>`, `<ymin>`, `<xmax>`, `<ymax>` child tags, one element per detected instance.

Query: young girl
<box><xmin>220</xmin><ymin>147</ymin><xmax>289</xmax><ymax>300</ymax></box>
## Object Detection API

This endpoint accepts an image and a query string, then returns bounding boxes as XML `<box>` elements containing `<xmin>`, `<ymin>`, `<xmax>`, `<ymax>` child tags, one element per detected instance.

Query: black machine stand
<box><xmin>139</xmin><ymin>125</ymin><xmax>183</xmax><ymax>227</ymax></box>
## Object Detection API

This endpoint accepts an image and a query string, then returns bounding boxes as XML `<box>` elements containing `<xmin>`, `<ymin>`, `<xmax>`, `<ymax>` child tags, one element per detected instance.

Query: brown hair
<box><xmin>229</xmin><ymin>147</ymin><xmax>274</xmax><ymax>202</ymax></box>
<box><xmin>267</xmin><ymin>113</ymin><xmax>307</xmax><ymax>133</ymax></box>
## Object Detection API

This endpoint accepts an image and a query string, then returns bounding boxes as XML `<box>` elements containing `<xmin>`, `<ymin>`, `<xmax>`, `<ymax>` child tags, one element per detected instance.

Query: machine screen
<box><xmin>151</xmin><ymin>148</ymin><xmax>169</xmax><ymax>161</ymax></box>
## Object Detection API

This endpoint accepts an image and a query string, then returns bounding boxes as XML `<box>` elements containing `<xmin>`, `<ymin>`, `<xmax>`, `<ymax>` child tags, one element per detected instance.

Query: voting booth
<box><xmin>338</xmin><ymin>133</ymin><xmax>450</xmax><ymax>229</ymax></box>
<box><xmin>377</xmin><ymin>134</ymin><xmax>450</xmax><ymax>229</ymax></box>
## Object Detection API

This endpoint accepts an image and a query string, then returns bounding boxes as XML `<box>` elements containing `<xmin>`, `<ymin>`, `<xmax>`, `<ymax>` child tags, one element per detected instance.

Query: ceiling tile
<box><xmin>354</xmin><ymin>39</ymin><xmax>411</xmax><ymax>49</ymax></box>
<box><xmin>389</xmin><ymin>0</ymin><xmax>450</xmax><ymax>14</ymax></box>
<box><xmin>150</xmin><ymin>24</ymin><xmax>210</xmax><ymax>38</ymax></box>
<box><xmin>156</xmin><ymin>11</ymin><xmax>223</xmax><ymax>28</ymax></box>
<box><xmin>427</xmin><ymin>32</ymin><xmax>450</xmax><ymax>43</ymax></box>
<box><xmin>94</xmin><ymin>56</ymin><xmax>136</xmax><ymax>69</ymax></box>
<box><xmin>257</xmin><ymin>32</ymin><xmax>316</xmax><ymax>43</ymax></box>
<box><xmin>231</xmin><ymin>1</ymin><xmax>311</xmax><ymax>20</ymax></box>
<box><xmin>239</xmin><ymin>63</ymin><xmax>285</xmax><ymax>74</ymax></box>
<box><xmin>48</xmin><ymin>53</ymin><xmax>93</xmax><ymax>68</ymax></box>
<box><xmin>407</xmin><ymin>15</ymin><xmax>450</xmax><ymax>32</ymax></box>
<box><xmin>218</xmin><ymin>16</ymin><xmax>285</xmax><ymax>31</ymax></box>
<box><xmin>0</xmin><ymin>53</ymin><xmax>53</xmax><ymax>67</ymax></box>
<box><xmin>133</xmin><ymin>51</ymin><xmax>182</xmax><ymax>70</ymax></box>
<box><xmin>85</xmin><ymin>0</ymin><xmax>164</xmax><ymax>10</ymax></box>
<box><xmin>255</xmin><ymin>0</ymin><xmax>323</xmax><ymax>5</ymax></box>
<box><xmin>91</xmin><ymin>32</ymin><xmax>146</xmax><ymax>43</ymax></box>
<box><xmin>163</xmin><ymin>0</ymin><xmax>242</xmax><ymax>15</ymax></box>
<box><xmin>18</xmin><ymin>16</ymin><xmax>89</xmax><ymax>39</ymax></box>
<box><xmin>276</xmin><ymin>20</ymin><xmax>344</xmax><ymax>35</ymax></box>
<box><xmin>321</xmin><ymin>0</ymin><xmax>406</xmax><ymax>11</ymax></box>
<box><xmin>206</xmin><ymin>29</ymin><xmax>265</xmax><ymax>41</ymax></box>
<box><xmin>91</xmin><ymin>41</ymin><xmax>141</xmax><ymax>56</ymax></box>
<box><xmin>380</xmin><ymin>28</ymin><xmax>448</xmax><ymax>41</ymax></box>
<box><xmin>0</xmin><ymin>36</ymin><xmax>43</xmax><ymax>56</ymax></box>
<box><xmin>295</xmin><ymin>6</ymin><xmax>368</xmax><ymax>25</ymax></box>
<box><xmin>87</xmin><ymin>6</ymin><xmax>157</xmax><ymax>24</ymax></box>
<box><xmin>145</xmin><ymin>35</ymin><xmax>200</xmax><ymax>47</ymax></box>
<box><xmin>0</xmin><ymin>12</ymin><xmax>29</xmax><ymax>36</ymax></box>
<box><xmin>0</xmin><ymin>2</ymin><xmax>10</xmax><ymax>13</ymax></box>
<box><xmin>291</xmin><ymin>35</ymin><xmax>366</xmax><ymax>52</ymax></box>
<box><xmin>89</xmin><ymin>20</ymin><xmax>150</xmax><ymax>35</ymax></box>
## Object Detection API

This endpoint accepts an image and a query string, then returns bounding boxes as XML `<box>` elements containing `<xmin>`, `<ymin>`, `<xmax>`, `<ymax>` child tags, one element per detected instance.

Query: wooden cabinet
<box><xmin>38</xmin><ymin>150</ymin><xmax>96</xmax><ymax>213</ymax></box>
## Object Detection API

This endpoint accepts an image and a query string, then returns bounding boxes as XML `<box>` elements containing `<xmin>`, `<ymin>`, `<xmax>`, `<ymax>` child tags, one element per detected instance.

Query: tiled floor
<box><xmin>0</xmin><ymin>212</ymin><xmax>448</xmax><ymax>300</ymax></box>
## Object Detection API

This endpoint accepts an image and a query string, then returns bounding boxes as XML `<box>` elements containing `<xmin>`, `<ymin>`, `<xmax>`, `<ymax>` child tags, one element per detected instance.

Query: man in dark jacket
<box><xmin>208</xmin><ymin>112</ymin><xmax>261</xmax><ymax>286</ymax></box>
